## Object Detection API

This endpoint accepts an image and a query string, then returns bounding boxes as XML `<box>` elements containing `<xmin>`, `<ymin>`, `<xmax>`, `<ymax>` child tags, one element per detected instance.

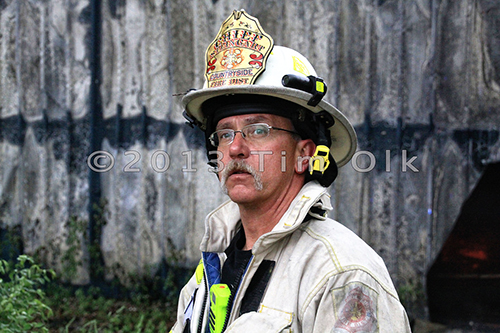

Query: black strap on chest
<box><xmin>221</xmin><ymin>229</ymin><xmax>276</xmax><ymax>316</ymax></box>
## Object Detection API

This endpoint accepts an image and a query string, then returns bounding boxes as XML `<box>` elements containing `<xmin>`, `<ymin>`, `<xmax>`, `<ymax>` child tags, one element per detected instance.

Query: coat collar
<box><xmin>200</xmin><ymin>181</ymin><xmax>332</xmax><ymax>254</ymax></box>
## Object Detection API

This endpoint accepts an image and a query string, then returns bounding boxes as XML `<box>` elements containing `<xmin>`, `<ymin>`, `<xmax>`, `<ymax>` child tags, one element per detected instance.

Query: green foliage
<box><xmin>61</xmin><ymin>216</ymin><xmax>87</xmax><ymax>281</ymax></box>
<box><xmin>46</xmin><ymin>284</ymin><xmax>175</xmax><ymax>332</ymax></box>
<box><xmin>398</xmin><ymin>278</ymin><xmax>426</xmax><ymax>320</ymax></box>
<box><xmin>0</xmin><ymin>199</ymin><xmax>183</xmax><ymax>332</ymax></box>
<box><xmin>59</xmin><ymin>198</ymin><xmax>108</xmax><ymax>282</ymax></box>
<box><xmin>56</xmin><ymin>198</ymin><xmax>108</xmax><ymax>282</ymax></box>
<box><xmin>0</xmin><ymin>255</ymin><xmax>55</xmax><ymax>333</ymax></box>
<box><xmin>89</xmin><ymin>198</ymin><xmax>108</xmax><ymax>280</ymax></box>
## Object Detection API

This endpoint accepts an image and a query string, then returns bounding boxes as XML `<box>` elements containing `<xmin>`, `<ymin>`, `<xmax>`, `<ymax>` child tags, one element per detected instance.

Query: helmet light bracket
<box><xmin>281</xmin><ymin>74</ymin><xmax>327</xmax><ymax>107</ymax></box>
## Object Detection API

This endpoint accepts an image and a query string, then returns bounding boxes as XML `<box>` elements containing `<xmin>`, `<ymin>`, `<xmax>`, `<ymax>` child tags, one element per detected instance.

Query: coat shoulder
<box><xmin>297</xmin><ymin>218</ymin><xmax>397</xmax><ymax>296</ymax></box>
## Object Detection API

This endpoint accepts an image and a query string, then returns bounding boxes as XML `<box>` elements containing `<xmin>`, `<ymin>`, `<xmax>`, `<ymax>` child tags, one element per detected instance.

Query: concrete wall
<box><xmin>0</xmin><ymin>0</ymin><xmax>499</xmax><ymax>319</ymax></box>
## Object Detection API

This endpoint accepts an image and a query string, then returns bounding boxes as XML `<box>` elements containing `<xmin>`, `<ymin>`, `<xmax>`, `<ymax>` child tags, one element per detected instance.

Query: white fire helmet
<box><xmin>182</xmin><ymin>10</ymin><xmax>357</xmax><ymax>169</ymax></box>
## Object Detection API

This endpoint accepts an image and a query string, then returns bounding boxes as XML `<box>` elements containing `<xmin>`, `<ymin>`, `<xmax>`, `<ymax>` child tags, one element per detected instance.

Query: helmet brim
<box><xmin>182</xmin><ymin>85</ymin><xmax>357</xmax><ymax>168</ymax></box>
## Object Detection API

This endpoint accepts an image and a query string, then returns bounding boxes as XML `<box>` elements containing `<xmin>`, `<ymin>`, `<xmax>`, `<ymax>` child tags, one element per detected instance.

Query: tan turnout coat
<box><xmin>171</xmin><ymin>181</ymin><xmax>411</xmax><ymax>332</ymax></box>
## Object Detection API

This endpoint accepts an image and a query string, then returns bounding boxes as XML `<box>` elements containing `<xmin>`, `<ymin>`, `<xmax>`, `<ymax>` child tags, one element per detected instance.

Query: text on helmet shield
<box><xmin>204</xmin><ymin>10</ymin><xmax>274</xmax><ymax>88</ymax></box>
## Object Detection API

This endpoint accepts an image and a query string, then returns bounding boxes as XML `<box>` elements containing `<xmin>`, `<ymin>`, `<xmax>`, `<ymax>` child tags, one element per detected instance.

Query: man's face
<box><xmin>215</xmin><ymin>113</ymin><xmax>308</xmax><ymax>205</ymax></box>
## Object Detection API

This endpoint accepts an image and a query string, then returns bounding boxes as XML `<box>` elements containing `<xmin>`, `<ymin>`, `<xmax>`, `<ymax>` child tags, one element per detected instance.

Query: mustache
<box><xmin>219</xmin><ymin>160</ymin><xmax>263</xmax><ymax>194</ymax></box>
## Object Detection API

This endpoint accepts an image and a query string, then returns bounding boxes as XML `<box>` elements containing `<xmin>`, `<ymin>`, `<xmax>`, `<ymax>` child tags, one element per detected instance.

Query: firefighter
<box><xmin>171</xmin><ymin>10</ymin><xmax>411</xmax><ymax>333</ymax></box>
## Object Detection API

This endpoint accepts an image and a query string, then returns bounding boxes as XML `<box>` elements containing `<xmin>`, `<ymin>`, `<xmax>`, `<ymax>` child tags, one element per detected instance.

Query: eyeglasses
<box><xmin>209</xmin><ymin>123</ymin><xmax>299</xmax><ymax>147</ymax></box>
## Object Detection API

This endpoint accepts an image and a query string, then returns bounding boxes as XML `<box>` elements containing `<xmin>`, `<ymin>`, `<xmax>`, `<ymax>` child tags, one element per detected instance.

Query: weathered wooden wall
<box><xmin>1</xmin><ymin>0</ymin><xmax>499</xmax><ymax>320</ymax></box>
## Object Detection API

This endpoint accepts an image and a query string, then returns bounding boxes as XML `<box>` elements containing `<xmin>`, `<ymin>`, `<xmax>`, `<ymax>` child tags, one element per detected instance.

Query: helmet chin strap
<box><xmin>306</xmin><ymin>112</ymin><xmax>338</xmax><ymax>187</ymax></box>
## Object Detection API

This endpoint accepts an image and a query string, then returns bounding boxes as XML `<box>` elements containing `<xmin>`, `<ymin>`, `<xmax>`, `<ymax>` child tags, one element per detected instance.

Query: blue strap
<box><xmin>202</xmin><ymin>252</ymin><xmax>221</xmax><ymax>290</ymax></box>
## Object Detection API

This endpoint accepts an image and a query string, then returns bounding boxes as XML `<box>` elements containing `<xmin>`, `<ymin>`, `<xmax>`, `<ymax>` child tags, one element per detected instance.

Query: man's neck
<box><xmin>237</xmin><ymin>181</ymin><xmax>304</xmax><ymax>251</ymax></box>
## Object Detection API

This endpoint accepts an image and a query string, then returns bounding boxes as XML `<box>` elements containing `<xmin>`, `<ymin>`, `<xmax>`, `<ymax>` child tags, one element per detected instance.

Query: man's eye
<box><xmin>250</xmin><ymin>126</ymin><xmax>267</xmax><ymax>136</ymax></box>
<box><xmin>219</xmin><ymin>131</ymin><xmax>233</xmax><ymax>140</ymax></box>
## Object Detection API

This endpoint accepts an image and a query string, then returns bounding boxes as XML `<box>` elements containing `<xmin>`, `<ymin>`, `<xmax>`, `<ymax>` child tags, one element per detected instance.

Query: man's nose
<box><xmin>228</xmin><ymin>131</ymin><xmax>249</xmax><ymax>158</ymax></box>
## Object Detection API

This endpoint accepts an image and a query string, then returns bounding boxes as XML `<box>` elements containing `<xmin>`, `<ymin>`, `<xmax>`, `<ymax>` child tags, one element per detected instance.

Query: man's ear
<box><xmin>294</xmin><ymin>139</ymin><xmax>316</xmax><ymax>174</ymax></box>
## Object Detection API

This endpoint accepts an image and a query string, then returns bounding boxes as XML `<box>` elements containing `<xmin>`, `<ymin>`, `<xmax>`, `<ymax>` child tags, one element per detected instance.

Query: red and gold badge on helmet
<box><xmin>204</xmin><ymin>10</ymin><xmax>274</xmax><ymax>88</ymax></box>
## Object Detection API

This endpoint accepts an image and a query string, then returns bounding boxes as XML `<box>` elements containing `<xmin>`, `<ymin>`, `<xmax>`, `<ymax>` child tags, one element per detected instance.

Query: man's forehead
<box><xmin>215</xmin><ymin>113</ymin><xmax>290</xmax><ymax>129</ymax></box>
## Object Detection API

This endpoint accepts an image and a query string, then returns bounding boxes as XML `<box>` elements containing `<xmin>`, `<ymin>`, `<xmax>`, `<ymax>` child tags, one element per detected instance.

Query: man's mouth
<box><xmin>229</xmin><ymin>170</ymin><xmax>250</xmax><ymax>176</ymax></box>
<box><xmin>220</xmin><ymin>160</ymin><xmax>264</xmax><ymax>194</ymax></box>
